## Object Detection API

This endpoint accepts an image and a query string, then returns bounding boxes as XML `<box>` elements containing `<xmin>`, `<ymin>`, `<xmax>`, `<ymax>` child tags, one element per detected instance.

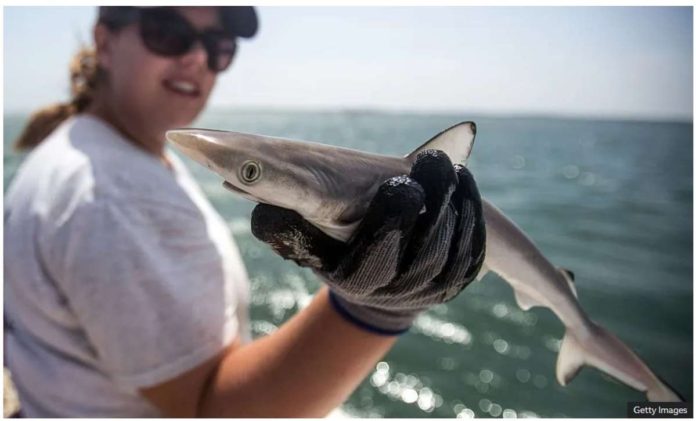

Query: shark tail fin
<box><xmin>649</xmin><ymin>374</ymin><xmax>686</xmax><ymax>402</ymax></box>
<box><xmin>556</xmin><ymin>324</ymin><xmax>683</xmax><ymax>402</ymax></box>
<box><xmin>556</xmin><ymin>330</ymin><xmax>585</xmax><ymax>386</ymax></box>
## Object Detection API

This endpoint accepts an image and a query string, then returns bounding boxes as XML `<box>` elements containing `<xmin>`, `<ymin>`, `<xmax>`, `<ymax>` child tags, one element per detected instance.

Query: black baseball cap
<box><xmin>98</xmin><ymin>6</ymin><xmax>259</xmax><ymax>38</ymax></box>
<box><xmin>219</xmin><ymin>6</ymin><xmax>259</xmax><ymax>38</ymax></box>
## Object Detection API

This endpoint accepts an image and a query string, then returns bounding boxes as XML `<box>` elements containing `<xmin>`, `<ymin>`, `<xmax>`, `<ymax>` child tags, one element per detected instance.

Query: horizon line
<box><xmin>3</xmin><ymin>105</ymin><xmax>692</xmax><ymax>125</ymax></box>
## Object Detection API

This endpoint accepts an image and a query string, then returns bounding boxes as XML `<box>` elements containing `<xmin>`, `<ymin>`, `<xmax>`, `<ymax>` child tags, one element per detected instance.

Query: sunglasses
<box><xmin>101</xmin><ymin>7</ymin><xmax>237</xmax><ymax>73</ymax></box>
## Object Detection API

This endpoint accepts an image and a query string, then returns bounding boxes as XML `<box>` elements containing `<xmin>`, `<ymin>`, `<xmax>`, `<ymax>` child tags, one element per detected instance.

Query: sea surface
<box><xmin>3</xmin><ymin>109</ymin><xmax>693</xmax><ymax>417</ymax></box>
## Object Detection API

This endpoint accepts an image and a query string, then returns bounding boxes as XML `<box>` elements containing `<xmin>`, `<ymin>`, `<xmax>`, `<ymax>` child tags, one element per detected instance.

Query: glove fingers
<box><xmin>336</xmin><ymin>175</ymin><xmax>425</xmax><ymax>289</ymax></box>
<box><xmin>251</xmin><ymin>204</ymin><xmax>346</xmax><ymax>271</ymax></box>
<box><xmin>452</xmin><ymin>164</ymin><xmax>486</xmax><ymax>279</ymax></box>
<box><xmin>402</xmin><ymin>149</ymin><xmax>459</xmax><ymax>269</ymax></box>
<box><xmin>432</xmin><ymin>164</ymin><xmax>487</xmax><ymax>301</ymax></box>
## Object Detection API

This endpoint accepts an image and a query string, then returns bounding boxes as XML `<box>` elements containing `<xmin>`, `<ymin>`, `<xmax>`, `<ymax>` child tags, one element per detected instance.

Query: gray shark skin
<box><xmin>166</xmin><ymin>122</ymin><xmax>681</xmax><ymax>402</ymax></box>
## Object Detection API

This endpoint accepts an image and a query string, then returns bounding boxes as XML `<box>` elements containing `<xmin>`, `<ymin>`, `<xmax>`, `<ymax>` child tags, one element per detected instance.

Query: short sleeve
<box><xmin>46</xmin><ymin>193</ymin><xmax>240</xmax><ymax>392</ymax></box>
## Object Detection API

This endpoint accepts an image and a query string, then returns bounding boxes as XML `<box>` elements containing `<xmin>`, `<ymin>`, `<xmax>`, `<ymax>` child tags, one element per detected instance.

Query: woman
<box><xmin>4</xmin><ymin>6</ymin><xmax>486</xmax><ymax>417</ymax></box>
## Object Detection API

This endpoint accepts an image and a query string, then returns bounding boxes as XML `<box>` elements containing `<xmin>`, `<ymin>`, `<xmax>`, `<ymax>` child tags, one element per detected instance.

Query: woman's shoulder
<box><xmin>12</xmin><ymin>115</ymin><xmax>197</xmax><ymax>218</ymax></box>
<box><xmin>65</xmin><ymin>115</ymin><xmax>188</xmax><ymax>201</ymax></box>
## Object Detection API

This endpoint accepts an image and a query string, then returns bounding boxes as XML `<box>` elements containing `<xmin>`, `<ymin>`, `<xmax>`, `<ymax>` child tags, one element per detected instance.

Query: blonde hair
<box><xmin>14</xmin><ymin>47</ymin><xmax>101</xmax><ymax>150</ymax></box>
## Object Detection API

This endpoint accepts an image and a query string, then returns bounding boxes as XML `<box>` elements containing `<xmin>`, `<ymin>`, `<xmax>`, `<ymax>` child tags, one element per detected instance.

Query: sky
<box><xmin>3</xmin><ymin>6</ymin><xmax>693</xmax><ymax>120</ymax></box>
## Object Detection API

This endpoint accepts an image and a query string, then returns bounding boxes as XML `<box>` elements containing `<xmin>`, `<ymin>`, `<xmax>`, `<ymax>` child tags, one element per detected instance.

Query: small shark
<box><xmin>166</xmin><ymin>122</ymin><xmax>681</xmax><ymax>402</ymax></box>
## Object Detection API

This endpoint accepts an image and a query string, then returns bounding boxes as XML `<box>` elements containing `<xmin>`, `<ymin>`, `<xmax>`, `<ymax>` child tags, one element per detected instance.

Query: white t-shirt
<box><xmin>4</xmin><ymin>114</ymin><xmax>251</xmax><ymax>417</ymax></box>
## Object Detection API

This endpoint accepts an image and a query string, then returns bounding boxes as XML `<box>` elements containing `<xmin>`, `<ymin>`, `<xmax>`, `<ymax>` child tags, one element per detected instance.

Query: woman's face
<box><xmin>95</xmin><ymin>7</ymin><xmax>223</xmax><ymax>150</ymax></box>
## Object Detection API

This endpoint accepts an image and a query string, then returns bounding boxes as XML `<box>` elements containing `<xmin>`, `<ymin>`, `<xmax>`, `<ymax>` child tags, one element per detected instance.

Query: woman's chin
<box><xmin>169</xmin><ymin>107</ymin><xmax>204</xmax><ymax>128</ymax></box>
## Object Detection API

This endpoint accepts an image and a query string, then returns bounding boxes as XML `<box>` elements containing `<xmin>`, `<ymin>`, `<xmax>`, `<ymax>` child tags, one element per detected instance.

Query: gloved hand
<box><xmin>251</xmin><ymin>150</ymin><xmax>486</xmax><ymax>335</ymax></box>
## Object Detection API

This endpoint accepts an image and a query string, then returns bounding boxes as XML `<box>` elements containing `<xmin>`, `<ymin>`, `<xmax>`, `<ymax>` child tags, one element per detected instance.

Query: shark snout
<box><xmin>166</xmin><ymin>129</ymin><xmax>199</xmax><ymax>151</ymax></box>
<box><xmin>166</xmin><ymin>129</ymin><xmax>218</xmax><ymax>157</ymax></box>
<box><xmin>166</xmin><ymin>129</ymin><xmax>231</xmax><ymax>174</ymax></box>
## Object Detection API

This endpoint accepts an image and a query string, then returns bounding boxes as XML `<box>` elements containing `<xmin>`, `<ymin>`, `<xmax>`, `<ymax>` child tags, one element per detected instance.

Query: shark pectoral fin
<box><xmin>314</xmin><ymin>219</ymin><xmax>361</xmax><ymax>243</ymax></box>
<box><xmin>406</xmin><ymin>121</ymin><xmax>477</xmax><ymax>165</ymax></box>
<box><xmin>556</xmin><ymin>332</ymin><xmax>586</xmax><ymax>386</ymax></box>
<box><xmin>558</xmin><ymin>267</ymin><xmax>578</xmax><ymax>298</ymax></box>
<box><xmin>513</xmin><ymin>288</ymin><xmax>541</xmax><ymax>311</ymax></box>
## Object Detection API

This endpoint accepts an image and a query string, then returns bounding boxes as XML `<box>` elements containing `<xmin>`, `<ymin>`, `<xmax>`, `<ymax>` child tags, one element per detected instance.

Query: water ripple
<box><xmin>412</xmin><ymin>314</ymin><xmax>473</xmax><ymax>346</ymax></box>
<box><xmin>369</xmin><ymin>362</ymin><xmax>444</xmax><ymax>414</ymax></box>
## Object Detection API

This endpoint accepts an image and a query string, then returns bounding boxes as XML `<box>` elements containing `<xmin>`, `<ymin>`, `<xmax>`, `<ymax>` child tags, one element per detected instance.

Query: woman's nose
<box><xmin>178</xmin><ymin>41</ymin><xmax>208</xmax><ymax>70</ymax></box>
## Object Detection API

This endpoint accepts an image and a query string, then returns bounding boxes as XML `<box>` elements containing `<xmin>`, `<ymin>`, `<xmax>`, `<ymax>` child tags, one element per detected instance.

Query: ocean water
<box><xmin>3</xmin><ymin>110</ymin><xmax>692</xmax><ymax>417</ymax></box>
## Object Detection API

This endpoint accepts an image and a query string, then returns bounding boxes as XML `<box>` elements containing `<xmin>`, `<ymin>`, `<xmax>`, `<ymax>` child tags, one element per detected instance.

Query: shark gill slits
<box><xmin>239</xmin><ymin>160</ymin><xmax>262</xmax><ymax>185</ymax></box>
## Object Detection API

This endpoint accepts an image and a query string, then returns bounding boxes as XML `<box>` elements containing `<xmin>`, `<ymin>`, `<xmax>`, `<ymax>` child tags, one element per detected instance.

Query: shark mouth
<box><xmin>222</xmin><ymin>181</ymin><xmax>265</xmax><ymax>204</ymax></box>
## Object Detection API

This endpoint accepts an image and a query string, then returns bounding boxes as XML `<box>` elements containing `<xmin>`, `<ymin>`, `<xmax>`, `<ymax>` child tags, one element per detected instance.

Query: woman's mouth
<box><xmin>163</xmin><ymin>79</ymin><xmax>201</xmax><ymax>97</ymax></box>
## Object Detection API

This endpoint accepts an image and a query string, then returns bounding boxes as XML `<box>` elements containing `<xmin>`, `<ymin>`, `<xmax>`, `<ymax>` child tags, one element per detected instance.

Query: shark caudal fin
<box><xmin>406</xmin><ymin>121</ymin><xmax>477</xmax><ymax>165</ymax></box>
<box><xmin>648</xmin><ymin>375</ymin><xmax>686</xmax><ymax>402</ymax></box>
<box><xmin>556</xmin><ymin>324</ymin><xmax>683</xmax><ymax>402</ymax></box>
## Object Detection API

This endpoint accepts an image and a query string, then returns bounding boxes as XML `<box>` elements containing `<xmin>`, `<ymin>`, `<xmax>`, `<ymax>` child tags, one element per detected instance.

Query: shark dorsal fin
<box><xmin>559</xmin><ymin>267</ymin><xmax>575</xmax><ymax>282</ymax></box>
<box><xmin>558</xmin><ymin>267</ymin><xmax>577</xmax><ymax>298</ymax></box>
<box><xmin>406</xmin><ymin>121</ymin><xmax>477</xmax><ymax>165</ymax></box>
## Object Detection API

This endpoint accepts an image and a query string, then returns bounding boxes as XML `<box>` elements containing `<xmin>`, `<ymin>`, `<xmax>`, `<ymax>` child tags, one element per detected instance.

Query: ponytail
<box><xmin>14</xmin><ymin>47</ymin><xmax>101</xmax><ymax>150</ymax></box>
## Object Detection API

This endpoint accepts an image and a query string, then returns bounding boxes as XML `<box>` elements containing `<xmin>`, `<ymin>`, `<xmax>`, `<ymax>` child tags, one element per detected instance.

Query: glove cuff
<box><xmin>328</xmin><ymin>290</ymin><xmax>416</xmax><ymax>336</ymax></box>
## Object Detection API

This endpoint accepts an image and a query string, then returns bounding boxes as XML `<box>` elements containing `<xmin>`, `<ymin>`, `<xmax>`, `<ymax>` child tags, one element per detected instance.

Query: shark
<box><xmin>166</xmin><ymin>121</ymin><xmax>682</xmax><ymax>402</ymax></box>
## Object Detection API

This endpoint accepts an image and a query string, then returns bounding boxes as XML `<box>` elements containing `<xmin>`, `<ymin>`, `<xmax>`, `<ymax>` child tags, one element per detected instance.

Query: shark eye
<box><xmin>239</xmin><ymin>160</ymin><xmax>262</xmax><ymax>185</ymax></box>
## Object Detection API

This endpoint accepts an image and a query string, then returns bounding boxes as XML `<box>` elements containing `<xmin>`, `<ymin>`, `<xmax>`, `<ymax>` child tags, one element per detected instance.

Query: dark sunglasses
<box><xmin>100</xmin><ymin>7</ymin><xmax>237</xmax><ymax>73</ymax></box>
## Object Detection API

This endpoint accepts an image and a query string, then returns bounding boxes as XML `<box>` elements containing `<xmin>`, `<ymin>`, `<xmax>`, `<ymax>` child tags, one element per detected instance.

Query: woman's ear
<box><xmin>93</xmin><ymin>24</ymin><xmax>113</xmax><ymax>70</ymax></box>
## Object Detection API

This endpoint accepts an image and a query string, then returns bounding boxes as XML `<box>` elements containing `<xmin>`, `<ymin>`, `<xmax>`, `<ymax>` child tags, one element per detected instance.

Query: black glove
<box><xmin>251</xmin><ymin>150</ymin><xmax>486</xmax><ymax>335</ymax></box>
